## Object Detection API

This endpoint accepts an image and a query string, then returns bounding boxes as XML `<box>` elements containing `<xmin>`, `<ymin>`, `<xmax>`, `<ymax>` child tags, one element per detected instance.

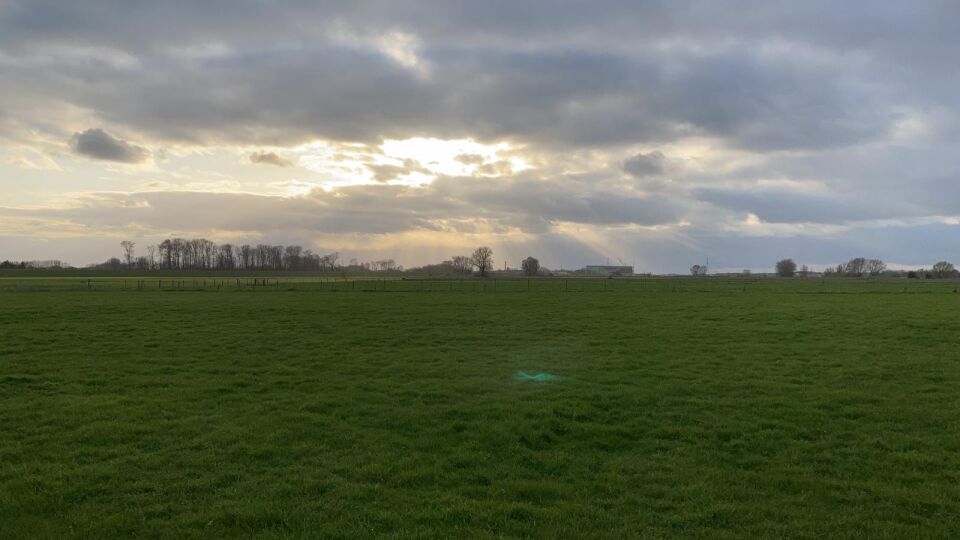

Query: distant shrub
<box><xmin>775</xmin><ymin>259</ymin><xmax>797</xmax><ymax>277</ymax></box>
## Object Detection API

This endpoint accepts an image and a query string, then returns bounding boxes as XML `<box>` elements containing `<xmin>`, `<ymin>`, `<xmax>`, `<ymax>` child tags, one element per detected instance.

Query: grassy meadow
<box><xmin>2</xmin><ymin>277</ymin><xmax>960</xmax><ymax>538</ymax></box>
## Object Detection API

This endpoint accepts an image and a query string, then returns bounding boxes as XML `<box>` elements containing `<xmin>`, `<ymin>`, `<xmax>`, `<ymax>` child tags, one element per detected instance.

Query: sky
<box><xmin>1</xmin><ymin>0</ymin><xmax>958</xmax><ymax>272</ymax></box>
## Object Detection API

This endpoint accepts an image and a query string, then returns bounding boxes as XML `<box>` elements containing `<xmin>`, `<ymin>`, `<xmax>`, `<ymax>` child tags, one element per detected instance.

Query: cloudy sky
<box><xmin>1</xmin><ymin>1</ymin><xmax>958</xmax><ymax>271</ymax></box>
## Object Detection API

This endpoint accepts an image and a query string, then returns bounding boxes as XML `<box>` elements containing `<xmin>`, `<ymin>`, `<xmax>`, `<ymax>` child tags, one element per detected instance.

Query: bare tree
<box><xmin>270</xmin><ymin>245</ymin><xmax>284</xmax><ymax>270</ymax></box>
<box><xmin>301</xmin><ymin>250</ymin><xmax>321</xmax><ymax>270</ymax></box>
<box><xmin>146</xmin><ymin>245</ymin><xmax>157</xmax><ymax>270</ymax></box>
<box><xmin>238</xmin><ymin>244</ymin><xmax>252</xmax><ymax>269</ymax></box>
<box><xmin>799</xmin><ymin>264</ymin><xmax>810</xmax><ymax>277</ymax></box>
<box><xmin>865</xmin><ymin>259</ymin><xmax>886</xmax><ymax>276</ymax></box>
<box><xmin>369</xmin><ymin>259</ymin><xmax>398</xmax><ymax>272</ymax></box>
<box><xmin>471</xmin><ymin>247</ymin><xmax>494</xmax><ymax>277</ymax></box>
<box><xmin>316</xmin><ymin>252</ymin><xmax>339</xmax><ymax>271</ymax></box>
<box><xmin>521</xmin><ymin>256</ymin><xmax>540</xmax><ymax>276</ymax></box>
<box><xmin>283</xmin><ymin>245</ymin><xmax>303</xmax><ymax>270</ymax></box>
<box><xmin>218</xmin><ymin>244</ymin><xmax>234</xmax><ymax>270</ymax></box>
<box><xmin>844</xmin><ymin>257</ymin><xmax>866</xmax><ymax>277</ymax></box>
<box><xmin>120</xmin><ymin>241</ymin><xmax>135</xmax><ymax>268</ymax></box>
<box><xmin>451</xmin><ymin>255</ymin><xmax>473</xmax><ymax>274</ymax></box>
<box><xmin>775</xmin><ymin>259</ymin><xmax>797</xmax><ymax>277</ymax></box>
<box><xmin>383</xmin><ymin>259</ymin><xmax>398</xmax><ymax>271</ymax></box>
<box><xmin>158</xmin><ymin>239</ymin><xmax>171</xmax><ymax>269</ymax></box>
<box><xmin>319</xmin><ymin>252</ymin><xmax>340</xmax><ymax>271</ymax></box>
<box><xmin>932</xmin><ymin>261</ymin><xmax>956</xmax><ymax>278</ymax></box>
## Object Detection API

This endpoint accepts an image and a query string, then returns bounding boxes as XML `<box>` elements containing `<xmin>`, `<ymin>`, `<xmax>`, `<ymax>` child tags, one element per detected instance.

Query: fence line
<box><xmin>2</xmin><ymin>276</ymin><xmax>959</xmax><ymax>294</ymax></box>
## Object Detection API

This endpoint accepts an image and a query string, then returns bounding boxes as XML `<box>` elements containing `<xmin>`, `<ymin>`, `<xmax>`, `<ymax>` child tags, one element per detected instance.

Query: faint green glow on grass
<box><xmin>516</xmin><ymin>370</ymin><xmax>558</xmax><ymax>382</ymax></box>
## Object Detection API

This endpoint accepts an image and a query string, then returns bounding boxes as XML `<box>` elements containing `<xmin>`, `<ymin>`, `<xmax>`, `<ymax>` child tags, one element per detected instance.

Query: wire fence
<box><xmin>1</xmin><ymin>276</ymin><xmax>959</xmax><ymax>294</ymax></box>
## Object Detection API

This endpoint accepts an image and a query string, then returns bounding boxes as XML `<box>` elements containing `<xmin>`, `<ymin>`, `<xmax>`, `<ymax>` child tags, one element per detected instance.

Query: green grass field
<box><xmin>2</xmin><ymin>279</ymin><xmax>960</xmax><ymax>538</ymax></box>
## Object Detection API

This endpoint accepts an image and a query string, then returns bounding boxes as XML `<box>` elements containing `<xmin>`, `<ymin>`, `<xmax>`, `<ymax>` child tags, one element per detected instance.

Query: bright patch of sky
<box><xmin>295</xmin><ymin>137</ymin><xmax>529</xmax><ymax>191</ymax></box>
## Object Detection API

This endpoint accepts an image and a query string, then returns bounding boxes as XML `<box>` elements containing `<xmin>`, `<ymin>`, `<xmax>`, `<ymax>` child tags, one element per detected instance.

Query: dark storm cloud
<box><xmin>431</xmin><ymin>175</ymin><xmax>683</xmax><ymax>229</ymax></box>
<box><xmin>650</xmin><ymin>51</ymin><xmax>891</xmax><ymax>150</ymax></box>
<box><xmin>693</xmin><ymin>186</ymin><xmax>920</xmax><ymax>224</ymax></box>
<box><xmin>6</xmin><ymin>45</ymin><xmax>890</xmax><ymax>151</ymax></box>
<box><xmin>0</xmin><ymin>1</ymin><xmax>939</xmax><ymax>151</ymax></box>
<box><xmin>624</xmin><ymin>151</ymin><xmax>665</xmax><ymax>178</ymax></box>
<box><xmin>249</xmin><ymin>151</ymin><xmax>293</xmax><ymax>167</ymax></box>
<box><xmin>6</xmin><ymin>2</ymin><xmax>957</xmax><ymax>55</ymax></box>
<box><xmin>69</xmin><ymin>128</ymin><xmax>149</xmax><ymax>163</ymax></box>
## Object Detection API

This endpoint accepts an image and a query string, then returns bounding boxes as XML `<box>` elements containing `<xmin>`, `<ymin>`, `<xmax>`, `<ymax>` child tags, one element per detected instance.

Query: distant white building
<box><xmin>583</xmin><ymin>265</ymin><xmax>633</xmax><ymax>276</ymax></box>
<box><xmin>25</xmin><ymin>260</ymin><xmax>64</xmax><ymax>269</ymax></box>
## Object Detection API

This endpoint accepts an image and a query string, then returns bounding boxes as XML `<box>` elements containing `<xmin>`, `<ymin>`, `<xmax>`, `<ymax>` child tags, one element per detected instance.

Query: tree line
<box><xmin>774</xmin><ymin>257</ymin><xmax>957</xmax><ymax>278</ymax></box>
<box><xmin>8</xmin><ymin>241</ymin><xmax>955</xmax><ymax>279</ymax></box>
<box><xmin>84</xmin><ymin>241</ymin><xmax>524</xmax><ymax>277</ymax></box>
<box><xmin>106</xmin><ymin>239</ymin><xmax>343</xmax><ymax>271</ymax></box>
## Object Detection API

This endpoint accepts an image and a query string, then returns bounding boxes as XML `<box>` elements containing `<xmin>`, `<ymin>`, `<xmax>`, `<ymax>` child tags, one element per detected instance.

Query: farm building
<box><xmin>582</xmin><ymin>265</ymin><xmax>633</xmax><ymax>276</ymax></box>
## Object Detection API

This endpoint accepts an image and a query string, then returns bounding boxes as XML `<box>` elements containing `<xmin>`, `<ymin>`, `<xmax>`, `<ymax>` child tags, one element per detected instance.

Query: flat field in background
<box><xmin>2</xmin><ymin>278</ymin><xmax>959</xmax><ymax>538</ymax></box>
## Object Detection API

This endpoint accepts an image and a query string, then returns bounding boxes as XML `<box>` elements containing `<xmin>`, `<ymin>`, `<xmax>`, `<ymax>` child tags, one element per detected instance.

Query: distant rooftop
<box><xmin>582</xmin><ymin>265</ymin><xmax>633</xmax><ymax>275</ymax></box>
